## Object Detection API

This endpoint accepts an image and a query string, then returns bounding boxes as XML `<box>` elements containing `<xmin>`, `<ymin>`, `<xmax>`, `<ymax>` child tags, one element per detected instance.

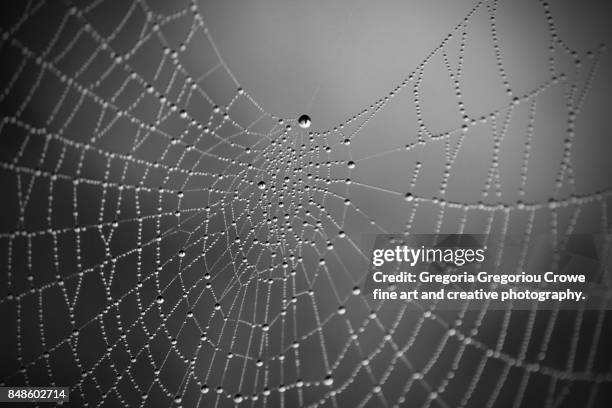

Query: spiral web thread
<box><xmin>0</xmin><ymin>0</ymin><xmax>611</xmax><ymax>407</ymax></box>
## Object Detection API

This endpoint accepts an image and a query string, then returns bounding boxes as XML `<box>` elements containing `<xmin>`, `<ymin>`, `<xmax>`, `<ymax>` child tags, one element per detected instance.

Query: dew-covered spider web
<box><xmin>1</xmin><ymin>0</ymin><xmax>612</xmax><ymax>407</ymax></box>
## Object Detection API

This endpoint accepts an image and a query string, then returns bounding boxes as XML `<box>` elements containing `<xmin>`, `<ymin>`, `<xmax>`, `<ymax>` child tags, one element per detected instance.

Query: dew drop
<box><xmin>156</xmin><ymin>296</ymin><xmax>164</xmax><ymax>304</ymax></box>
<box><xmin>298</xmin><ymin>114</ymin><xmax>311</xmax><ymax>129</ymax></box>
<box><xmin>257</xmin><ymin>181</ymin><xmax>266</xmax><ymax>190</ymax></box>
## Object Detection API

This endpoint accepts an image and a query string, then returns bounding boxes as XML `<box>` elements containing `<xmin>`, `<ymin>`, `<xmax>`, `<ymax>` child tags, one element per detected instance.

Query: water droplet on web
<box><xmin>298</xmin><ymin>114</ymin><xmax>311</xmax><ymax>129</ymax></box>
<box><xmin>156</xmin><ymin>296</ymin><xmax>164</xmax><ymax>304</ymax></box>
<box><xmin>323</xmin><ymin>375</ymin><xmax>334</xmax><ymax>386</ymax></box>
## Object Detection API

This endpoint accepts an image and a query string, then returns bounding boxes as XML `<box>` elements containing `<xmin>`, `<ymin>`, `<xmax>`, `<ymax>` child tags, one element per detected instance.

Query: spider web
<box><xmin>0</xmin><ymin>0</ymin><xmax>611</xmax><ymax>407</ymax></box>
